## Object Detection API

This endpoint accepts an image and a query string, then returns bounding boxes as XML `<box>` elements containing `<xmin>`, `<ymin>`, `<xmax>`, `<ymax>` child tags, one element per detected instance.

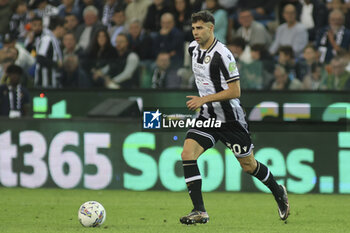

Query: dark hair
<box><xmin>303</xmin><ymin>43</ymin><xmax>316</xmax><ymax>52</ymax></box>
<box><xmin>229</xmin><ymin>37</ymin><xmax>246</xmax><ymax>50</ymax></box>
<box><xmin>31</xmin><ymin>16</ymin><xmax>42</xmax><ymax>22</ymax></box>
<box><xmin>113</xmin><ymin>6</ymin><xmax>125</xmax><ymax>14</ymax></box>
<box><xmin>12</xmin><ymin>0</ymin><xmax>26</xmax><ymax>12</ymax></box>
<box><xmin>251</xmin><ymin>43</ymin><xmax>271</xmax><ymax>60</ymax></box>
<box><xmin>49</xmin><ymin>16</ymin><xmax>65</xmax><ymax>31</ymax></box>
<box><xmin>89</xmin><ymin>28</ymin><xmax>114</xmax><ymax>56</ymax></box>
<box><xmin>191</xmin><ymin>10</ymin><xmax>215</xmax><ymax>25</ymax></box>
<box><xmin>237</xmin><ymin>8</ymin><xmax>252</xmax><ymax>15</ymax></box>
<box><xmin>206</xmin><ymin>0</ymin><xmax>221</xmax><ymax>13</ymax></box>
<box><xmin>6</xmin><ymin>64</ymin><xmax>23</xmax><ymax>75</ymax></box>
<box><xmin>311</xmin><ymin>62</ymin><xmax>322</xmax><ymax>73</ymax></box>
<box><xmin>173</xmin><ymin>0</ymin><xmax>192</xmax><ymax>24</ymax></box>
<box><xmin>278</xmin><ymin>45</ymin><xmax>294</xmax><ymax>59</ymax></box>
<box><xmin>65</xmin><ymin>12</ymin><xmax>79</xmax><ymax>19</ymax></box>
<box><xmin>117</xmin><ymin>32</ymin><xmax>129</xmax><ymax>41</ymax></box>
<box><xmin>63</xmin><ymin>31</ymin><xmax>76</xmax><ymax>40</ymax></box>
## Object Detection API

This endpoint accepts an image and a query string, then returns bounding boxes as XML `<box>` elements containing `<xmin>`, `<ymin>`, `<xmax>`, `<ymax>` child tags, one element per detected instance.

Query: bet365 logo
<box><xmin>143</xmin><ymin>109</ymin><xmax>162</xmax><ymax>129</ymax></box>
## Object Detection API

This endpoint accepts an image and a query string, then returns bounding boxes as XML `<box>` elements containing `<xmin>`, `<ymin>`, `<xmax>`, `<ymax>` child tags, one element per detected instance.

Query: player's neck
<box><xmin>199</xmin><ymin>36</ymin><xmax>215</xmax><ymax>50</ymax></box>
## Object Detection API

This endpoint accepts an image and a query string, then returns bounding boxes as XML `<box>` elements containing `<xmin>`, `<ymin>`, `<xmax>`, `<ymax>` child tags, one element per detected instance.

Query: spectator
<box><xmin>2</xmin><ymin>33</ymin><xmax>35</xmax><ymax>74</ymax></box>
<box><xmin>238</xmin><ymin>60</ymin><xmax>264</xmax><ymax>90</ymax></box>
<box><xmin>0</xmin><ymin>64</ymin><xmax>30</xmax><ymax>117</ymax></box>
<box><xmin>188</xmin><ymin>0</ymin><xmax>202</xmax><ymax>12</ymax></box>
<box><xmin>345</xmin><ymin>0</ymin><xmax>350</xmax><ymax>28</ymax></box>
<box><xmin>152</xmin><ymin>13</ymin><xmax>184</xmax><ymax>67</ymax></box>
<box><xmin>101</xmin><ymin>0</ymin><xmax>126</xmax><ymax>29</ymax></box>
<box><xmin>251</xmin><ymin>43</ymin><xmax>275</xmax><ymax>74</ymax></box>
<box><xmin>326</xmin><ymin>0</ymin><xmax>349</xmax><ymax>29</ymax></box>
<box><xmin>234</xmin><ymin>8</ymin><xmax>272</xmax><ymax>47</ymax></box>
<box><xmin>270</xmin><ymin>64</ymin><xmax>302</xmax><ymax>90</ymax></box>
<box><xmin>127</xmin><ymin>19</ymin><xmax>154</xmax><ymax>61</ymax></box>
<box><xmin>24</xmin><ymin>16</ymin><xmax>48</xmax><ymax>56</ymax></box>
<box><xmin>302</xmin><ymin>62</ymin><xmax>324</xmax><ymax>90</ymax></box>
<box><xmin>29</xmin><ymin>0</ymin><xmax>59</xmax><ymax>29</ymax></box>
<box><xmin>0</xmin><ymin>0</ymin><xmax>12</xmax><ymax>36</ymax></box>
<box><xmin>61</xmin><ymin>54</ymin><xmax>91</xmax><ymax>88</ymax></box>
<box><xmin>269</xmin><ymin>4</ymin><xmax>308</xmax><ymax>57</ymax></box>
<box><xmin>321</xmin><ymin>56</ymin><xmax>350</xmax><ymax>90</ymax></box>
<box><xmin>278</xmin><ymin>0</ymin><xmax>301</xmax><ymax>24</ymax></box>
<box><xmin>64</xmin><ymin>13</ymin><xmax>80</xmax><ymax>34</ymax></box>
<box><xmin>251</xmin><ymin>43</ymin><xmax>275</xmax><ymax>88</ymax></box>
<box><xmin>143</xmin><ymin>0</ymin><xmax>171</xmax><ymax>33</ymax></box>
<box><xmin>205</xmin><ymin>0</ymin><xmax>228</xmax><ymax>44</ymax></box>
<box><xmin>108</xmin><ymin>8</ymin><xmax>126</xmax><ymax>47</ymax></box>
<box><xmin>77</xmin><ymin>0</ymin><xmax>103</xmax><ymax>17</ymax></box>
<box><xmin>0</xmin><ymin>47</ymin><xmax>18</xmax><ymax>81</ymax></box>
<box><xmin>295</xmin><ymin>44</ymin><xmax>320</xmax><ymax>81</ymax></box>
<box><xmin>57</xmin><ymin>0</ymin><xmax>81</xmax><ymax>20</ymax></box>
<box><xmin>315</xmin><ymin>9</ymin><xmax>350</xmax><ymax>64</ymax></box>
<box><xmin>235</xmin><ymin>0</ymin><xmax>277</xmax><ymax>23</ymax></box>
<box><xmin>227</xmin><ymin>36</ymin><xmax>252</xmax><ymax>64</ymax></box>
<box><xmin>35</xmin><ymin>16</ymin><xmax>66</xmax><ymax>88</ymax></box>
<box><xmin>219</xmin><ymin>0</ymin><xmax>238</xmax><ymax>13</ymax></box>
<box><xmin>82</xmin><ymin>28</ymin><xmax>117</xmax><ymax>87</ymax></box>
<box><xmin>277</xmin><ymin>45</ymin><xmax>299</xmax><ymax>80</ymax></box>
<box><xmin>298</xmin><ymin>0</ymin><xmax>328</xmax><ymax>41</ymax></box>
<box><xmin>125</xmin><ymin>0</ymin><xmax>152</xmax><ymax>27</ymax></box>
<box><xmin>344</xmin><ymin>52</ymin><xmax>350</xmax><ymax>72</ymax></box>
<box><xmin>151</xmin><ymin>52</ymin><xmax>182</xmax><ymax>88</ymax></box>
<box><xmin>76</xmin><ymin>5</ymin><xmax>106</xmax><ymax>52</ymax></box>
<box><xmin>9</xmin><ymin>0</ymin><xmax>30</xmax><ymax>43</ymax></box>
<box><xmin>228</xmin><ymin>0</ymin><xmax>277</xmax><ymax>34</ymax></box>
<box><xmin>173</xmin><ymin>0</ymin><xmax>193</xmax><ymax>42</ymax></box>
<box><xmin>108</xmin><ymin>33</ymin><xmax>140</xmax><ymax>88</ymax></box>
<box><xmin>62</xmin><ymin>32</ymin><xmax>84</xmax><ymax>59</ymax></box>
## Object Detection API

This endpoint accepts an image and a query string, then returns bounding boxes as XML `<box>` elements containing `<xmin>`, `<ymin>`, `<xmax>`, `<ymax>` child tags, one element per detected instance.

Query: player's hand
<box><xmin>186</xmin><ymin>96</ymin><xmax>205</xmax><ymax>111</ymax></box>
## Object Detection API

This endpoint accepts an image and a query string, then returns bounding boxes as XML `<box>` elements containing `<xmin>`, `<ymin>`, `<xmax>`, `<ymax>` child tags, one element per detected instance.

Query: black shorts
<box><xmin>185</xmin><ymin>117</ymin><xmax>254</xmax><ymax>158</ymax></box>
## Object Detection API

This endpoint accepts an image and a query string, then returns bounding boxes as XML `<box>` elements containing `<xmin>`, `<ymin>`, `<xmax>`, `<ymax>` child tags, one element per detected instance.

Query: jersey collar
<box><xmin>197</xmin><ymin>38</ymin><xmax>218</xmax><ymax>53</ymax></box>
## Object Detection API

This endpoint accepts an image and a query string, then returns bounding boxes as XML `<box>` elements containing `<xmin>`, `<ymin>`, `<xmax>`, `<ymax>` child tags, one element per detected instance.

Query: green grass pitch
<box><xmin>1</xmin><ymin>188</ymin><xmax>350</xmax><ymax>233</ymax></box>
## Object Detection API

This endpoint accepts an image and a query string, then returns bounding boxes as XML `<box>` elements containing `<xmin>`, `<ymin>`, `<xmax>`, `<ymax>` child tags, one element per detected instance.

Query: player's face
<box><xmin>192</xmin><ymin>20</ymin><xmax>213</xmax><ymax>46</ymax></box>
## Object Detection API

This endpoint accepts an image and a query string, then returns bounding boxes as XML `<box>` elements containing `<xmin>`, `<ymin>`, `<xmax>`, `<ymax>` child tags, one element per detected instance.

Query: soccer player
<box><xmin>180</xmin><ymin>10</ymin><xmax>290</xmax><ymax>225</ymax></box>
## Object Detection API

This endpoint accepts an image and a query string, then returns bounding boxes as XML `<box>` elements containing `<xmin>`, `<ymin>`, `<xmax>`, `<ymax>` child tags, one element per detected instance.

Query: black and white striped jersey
<box><xmin>35</xmin><ymin>30</ymin><xmax>62</xmax><ymax>88</ymax></box>
<box><xmin>189</xmin><ymin>38</ymin><xmax>247</xmax><ymax>126</ymax></box>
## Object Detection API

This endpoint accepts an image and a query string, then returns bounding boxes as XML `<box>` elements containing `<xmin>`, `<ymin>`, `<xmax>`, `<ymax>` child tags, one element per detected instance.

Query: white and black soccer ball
<box><xmin>78</xmin><ymin>201</ymin><xmax>106</xmax><ymax>227</ymax></box>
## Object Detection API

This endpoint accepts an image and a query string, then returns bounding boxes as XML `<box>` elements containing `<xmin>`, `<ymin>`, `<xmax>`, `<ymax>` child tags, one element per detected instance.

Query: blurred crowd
<box><xmin>0</xmin><ymin>0</ymin><xmax>350</xmax><ymax>91</ymax></box>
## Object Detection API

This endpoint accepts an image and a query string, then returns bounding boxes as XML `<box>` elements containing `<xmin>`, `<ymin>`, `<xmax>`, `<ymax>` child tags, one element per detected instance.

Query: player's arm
<box><xmin>186</xmin><ymin>80</ymin><xmax>240</xmax><ymax>111</ymax></box>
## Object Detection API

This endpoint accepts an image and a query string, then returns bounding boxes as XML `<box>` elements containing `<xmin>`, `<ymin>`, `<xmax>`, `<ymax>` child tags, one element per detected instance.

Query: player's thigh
<box><xmin>181</xmin><ymin>138</ymin><xmax>205</xmax><ymax>161</ymax></box>
<box><xmin>183</xmin><ymin>120</ymin><xmax>219</xmax><ymax>160</ymax></box>
<box><xmin>219</xmin><ymin>122</ymin><xmax>254</xmax><ymax>158</ymax></box>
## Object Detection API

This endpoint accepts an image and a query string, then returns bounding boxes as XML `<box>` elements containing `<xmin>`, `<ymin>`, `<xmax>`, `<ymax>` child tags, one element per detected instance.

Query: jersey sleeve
<box><xmin>219</xmin><ymin>49</ymin><xmax>240</xmax><ymax>83</ymax></box>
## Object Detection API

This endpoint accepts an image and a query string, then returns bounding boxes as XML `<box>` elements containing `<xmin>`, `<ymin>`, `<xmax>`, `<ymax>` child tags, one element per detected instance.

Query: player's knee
<box><xmin>240</xmin><ymin>161</ymin><xmax>256</xmax><ymax>174</ymax></box>
<box><xmin>181</xmin><ymin>149</ymin><xmax>196</xmax><ymax>161</ymax></box>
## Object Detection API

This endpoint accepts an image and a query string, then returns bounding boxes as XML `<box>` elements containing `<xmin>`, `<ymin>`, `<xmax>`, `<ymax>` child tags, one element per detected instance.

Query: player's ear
<box><xmin>209</xmin><ymin>23</ymin><xmax>214</xmax><ymax>32</ymax></box>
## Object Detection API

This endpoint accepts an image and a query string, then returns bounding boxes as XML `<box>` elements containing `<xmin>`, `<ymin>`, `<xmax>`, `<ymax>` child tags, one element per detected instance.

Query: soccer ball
<box><xmin>78</xmin><ymin>201</ymin><xmax>106</xmax><ymax>227</ymax></box>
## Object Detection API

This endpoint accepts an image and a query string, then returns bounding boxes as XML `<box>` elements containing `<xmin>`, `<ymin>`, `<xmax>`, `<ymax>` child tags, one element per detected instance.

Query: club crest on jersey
<box><xmin>204</xmin><ymin>55</ymin><xmax>211</xmax><ymax>63</ymax></box>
